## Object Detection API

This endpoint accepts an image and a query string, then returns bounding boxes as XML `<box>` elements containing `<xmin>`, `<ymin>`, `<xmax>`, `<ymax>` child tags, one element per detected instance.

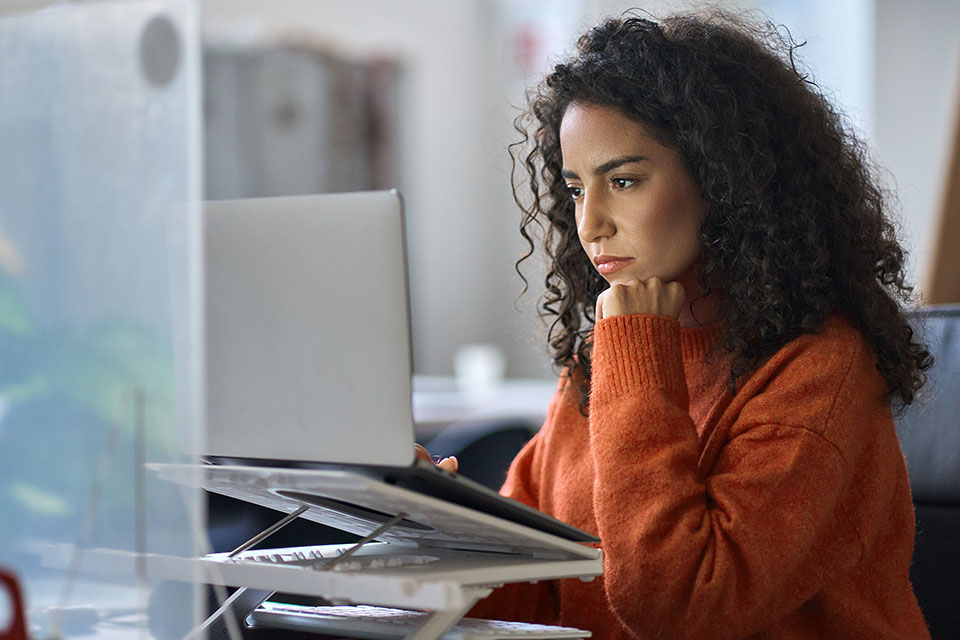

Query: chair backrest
<box><xmin>895</xmin><ymin>304</ymin><xmax>960</xmax><ymax>638</ymax></box>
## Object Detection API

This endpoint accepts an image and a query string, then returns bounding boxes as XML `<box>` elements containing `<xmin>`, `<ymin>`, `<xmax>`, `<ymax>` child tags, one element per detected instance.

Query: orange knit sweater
<box><xmin>470</xmin><ymin>314</ymin><xmax>929</xmax><ymax>639</ymax></box>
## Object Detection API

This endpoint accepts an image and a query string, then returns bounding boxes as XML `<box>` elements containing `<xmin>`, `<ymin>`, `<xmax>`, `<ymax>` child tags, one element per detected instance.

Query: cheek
<box><xmin>658</xmin><ymin>182</ymin><xmax>704</xmax><ymax>243</ymax></box>
<box><xmin>627</xmin><ymin>190</ymin><xmax>703</xmax><ymax>259</ymax></box>
<box><xmin>623</xmin><ymin>200</ymin><xmax>687</xmax><ymax>244</ymax></box>
<box><xmin>673</xmin><ymin>207</ymin><xmax>703</xmax><ymax>252</ymax></box>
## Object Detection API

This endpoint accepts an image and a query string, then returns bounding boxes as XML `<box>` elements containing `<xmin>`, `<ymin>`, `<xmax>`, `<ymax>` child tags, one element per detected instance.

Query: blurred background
<box><xmin>0</xmin><ymin>2</ymin><xmax>957</xmax><ymax>634</ymax></box>
<box><xmin>192</xmin><ymin>0</ymin><xmax>959</xmax><ymax>384</ymax></box>
<box><xmin>7</xmin><ymin>0</ymin><xmax>954</xmax><ymax>382</ymax></box>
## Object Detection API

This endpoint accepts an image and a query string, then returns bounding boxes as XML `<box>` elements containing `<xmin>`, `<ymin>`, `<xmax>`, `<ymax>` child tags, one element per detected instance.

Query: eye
<box><xmin>566</xmin><ymin>184</ymin><xmax>584</xmax><ymax>200</ymax></box>
<box><xmin>611</xmin><ymin>177</ymin><xmax>636</xmax><ymax>189</ymax></box>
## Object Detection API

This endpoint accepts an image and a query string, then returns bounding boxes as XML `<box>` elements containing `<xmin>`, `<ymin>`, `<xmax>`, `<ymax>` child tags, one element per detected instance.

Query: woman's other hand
<box><xmin>414</xmin><ymin>443</ymin><xmax>459</xmax><ymax>472</ymax></box>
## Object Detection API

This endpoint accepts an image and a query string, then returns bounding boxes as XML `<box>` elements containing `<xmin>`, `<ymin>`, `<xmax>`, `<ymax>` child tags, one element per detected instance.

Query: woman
<box><xmin>467</xmin><ymin>10</ymin><xmax>932</xmax><ymax>639</ymax></box>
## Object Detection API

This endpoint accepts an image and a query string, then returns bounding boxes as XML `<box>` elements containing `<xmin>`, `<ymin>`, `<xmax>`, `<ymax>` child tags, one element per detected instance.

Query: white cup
<box><xmin>454</xmin><ymin>343</ymin><xmax>507</xmax><ymax>402</ymax></box>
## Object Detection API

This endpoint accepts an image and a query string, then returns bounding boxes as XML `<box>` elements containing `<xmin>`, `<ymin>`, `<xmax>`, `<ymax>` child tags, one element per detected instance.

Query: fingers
<box><xmin>414</xmin><ymin>443</ymin><xmax>432</xmax><ymax>462</ymax></box>
<box><xmin>595</xmin><ymin>277</ymin><xmax>686</xmax><ymax>319</ymax></box>
<box><xmin>414</xmin><ymin>444</ymin><xmax>459</xmax><ymax>473</ymax></box>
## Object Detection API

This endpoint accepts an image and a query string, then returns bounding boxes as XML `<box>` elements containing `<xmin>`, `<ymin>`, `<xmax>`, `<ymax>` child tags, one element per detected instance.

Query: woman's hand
<box><xmin>596</xmin><ymin>277</ymin><xmax>685</xmax><ymax>321</ymax></box>
<box><xmin>414</xmin><ymin>443</ymin><xmax>459</xmax><ymax>472</ymax></box>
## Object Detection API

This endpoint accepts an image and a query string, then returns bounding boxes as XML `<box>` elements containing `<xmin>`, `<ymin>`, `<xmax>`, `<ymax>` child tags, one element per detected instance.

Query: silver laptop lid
<box><xmin>203</xmin><ymin>191</ymin><xmax>416</xmax><ymax>467</ymax></box>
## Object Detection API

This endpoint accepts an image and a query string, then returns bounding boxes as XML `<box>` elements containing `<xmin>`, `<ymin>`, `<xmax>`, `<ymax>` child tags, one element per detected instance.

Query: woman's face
<box><xmin>559</xmin><ymin>102</ymin><xmax>707</xmax><ymax>307</ymax></box>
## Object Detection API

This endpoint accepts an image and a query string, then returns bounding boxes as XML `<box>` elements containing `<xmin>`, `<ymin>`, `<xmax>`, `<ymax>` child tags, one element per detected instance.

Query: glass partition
<box><xmin>0</xmin><ymin>1</ymin><xmax>203</xmax><ymax>638</ymax></box>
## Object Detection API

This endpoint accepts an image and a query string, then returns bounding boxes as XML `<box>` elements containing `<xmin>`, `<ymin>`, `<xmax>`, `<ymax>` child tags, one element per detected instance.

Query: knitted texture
<box><xmin>470</xmin><ymin>314</ymin><xmax>929</xmax><ymax>639</ymax></box>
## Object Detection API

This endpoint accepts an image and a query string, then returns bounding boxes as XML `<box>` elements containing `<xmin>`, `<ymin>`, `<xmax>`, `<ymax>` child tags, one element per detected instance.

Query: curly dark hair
<box><xmin>513</xmin><ymin>10</ymin><xmax>932</xmax><ymax>410</ymax></box>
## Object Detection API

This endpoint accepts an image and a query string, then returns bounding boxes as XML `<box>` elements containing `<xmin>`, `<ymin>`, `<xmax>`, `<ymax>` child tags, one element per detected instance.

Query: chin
<box><xmin>605</xmin><ymin>269</ymin><xmax>655</xmax><ymax>284</ymax></box>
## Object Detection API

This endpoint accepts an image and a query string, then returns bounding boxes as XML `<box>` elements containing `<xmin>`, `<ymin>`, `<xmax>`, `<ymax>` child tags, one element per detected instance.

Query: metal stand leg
<box><xmin>185</xmin><ymin>586</ymin><xmax>275</xmax><ymax>639</ymax></box>
<box><xmin>405</xmin><ymin>587</ymin><xmax>492</xmax><ymax>640</ymax></box>
<box><xmin>228</xmin><ymin>504</ymin><xmax>310</xmax><ymax>558</ymax></box>
<box><xmin>185</xmin><ymin>503</ymin><xmax>309</xmax><ymax>639</ymax></box>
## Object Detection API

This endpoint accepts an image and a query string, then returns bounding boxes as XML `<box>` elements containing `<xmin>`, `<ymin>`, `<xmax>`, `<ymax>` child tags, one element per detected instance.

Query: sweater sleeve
<box><xmin>589</xmin><ymin>314</ymin><xmax>865</xmax><ymax>639</ymax></box>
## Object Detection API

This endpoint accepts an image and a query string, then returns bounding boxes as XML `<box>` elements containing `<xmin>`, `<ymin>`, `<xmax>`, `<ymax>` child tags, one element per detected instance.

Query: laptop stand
<box><xmin>169</xmin><ymin>464</ymin><xmax>605</xmax><ymax>639</ymax></box>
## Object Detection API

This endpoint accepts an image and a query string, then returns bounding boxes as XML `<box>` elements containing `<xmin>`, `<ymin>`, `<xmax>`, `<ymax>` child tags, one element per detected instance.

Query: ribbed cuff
<box><xmin>591</xmin><ymin>314</ymin><xmax>688</xmax><ymax>406</ymax></box>
<box><xmin>680</xmin><ymin>322</ymin><xmax>723</xmax><ymax>360</ymax></box>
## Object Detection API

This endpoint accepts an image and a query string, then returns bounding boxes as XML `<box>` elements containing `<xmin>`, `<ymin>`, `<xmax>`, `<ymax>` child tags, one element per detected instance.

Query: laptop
<box><xmin>198</xmin><ymin>191</ymin><xmax>599</xmax><ymax>555</ymax></box>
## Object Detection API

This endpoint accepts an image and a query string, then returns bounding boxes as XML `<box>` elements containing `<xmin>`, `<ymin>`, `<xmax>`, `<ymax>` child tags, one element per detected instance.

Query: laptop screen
<box><xmin>203</xmin><ymin>192</ymin><xmax>417</xmax><ymax>467</ymax></box>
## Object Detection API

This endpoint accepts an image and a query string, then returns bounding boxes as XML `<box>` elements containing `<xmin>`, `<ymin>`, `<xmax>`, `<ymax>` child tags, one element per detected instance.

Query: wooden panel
<box><xmin>925</xmin><ymin>62</ymin><xmax>960</xmax><ymax>304</ymax></box>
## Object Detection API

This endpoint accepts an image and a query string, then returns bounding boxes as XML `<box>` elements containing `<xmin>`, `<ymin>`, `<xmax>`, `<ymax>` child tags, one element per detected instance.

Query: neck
<box><xmin>679</xmin><ymin>294</ymin><xmax>718</xmax><ymax>328</ymax></box>
<box><xmin>676</xmin><ymin>262</ymin><xmax>717</xmax><ymax>328</ymax></box>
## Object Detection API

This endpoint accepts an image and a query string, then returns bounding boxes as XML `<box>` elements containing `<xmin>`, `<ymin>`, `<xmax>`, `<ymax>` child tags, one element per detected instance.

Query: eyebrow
<box><xmin>561</xmin><ymin>155</ymin><xmax>649</xmax><ymax>180</ymax></box>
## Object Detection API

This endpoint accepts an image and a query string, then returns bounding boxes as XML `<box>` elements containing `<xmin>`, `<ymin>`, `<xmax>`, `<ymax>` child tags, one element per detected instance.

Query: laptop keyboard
<box><xmin>249</xmin><ymin>602</ymin><xmax>591</xmax><ymax>639</ymax></box>
<box><xmin>215</xmin><ymin>545</ymin><xmax>440</xmax><ymax>572</ymax></box>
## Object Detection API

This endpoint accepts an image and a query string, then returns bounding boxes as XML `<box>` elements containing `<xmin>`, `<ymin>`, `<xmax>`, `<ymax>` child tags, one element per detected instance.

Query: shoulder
<box><xmin>735</xmin><ymin>315</ymin><xmax>887</xmax><ymax>437</ymax></box>
<box><xmin>774</xmin><ymin>315</ymin><xmax>872</xmax><ymax>375</ymax></box>
<box><xmin>752</xmin><ymin>314</ymin><xmax>875</xmax><ymax>386</ymax></box>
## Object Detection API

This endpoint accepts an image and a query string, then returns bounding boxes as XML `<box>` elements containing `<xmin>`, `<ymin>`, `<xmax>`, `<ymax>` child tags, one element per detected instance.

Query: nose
<box><xmin>577</xmin><ymin>192</ymin><xmax>615</xmax><ymax>244</ymax></box>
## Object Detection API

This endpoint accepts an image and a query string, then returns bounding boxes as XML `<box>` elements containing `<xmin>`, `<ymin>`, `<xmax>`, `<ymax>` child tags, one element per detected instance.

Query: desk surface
<box><xmin>412</xmin><ymin>376</ymin><xmax>556</xmax><ymax>439</ymax></box>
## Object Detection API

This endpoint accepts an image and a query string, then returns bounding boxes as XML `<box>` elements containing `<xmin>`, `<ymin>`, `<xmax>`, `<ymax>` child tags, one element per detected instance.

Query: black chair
<box><xmin>425</xmin><ymin>418</ymin><xmax>538</xmax><ymax>491</ymax></box>
<box><xmin>896</xmin><ymin>304</ymin><xmax>960</xmax><ymax>639</ymax></box>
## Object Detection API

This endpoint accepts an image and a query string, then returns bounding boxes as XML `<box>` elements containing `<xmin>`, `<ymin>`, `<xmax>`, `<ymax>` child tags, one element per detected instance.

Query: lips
<box><xmin>593</xmin><ymin>255</ymin><xmax>633</xmax><ymax>276</ymax></box>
